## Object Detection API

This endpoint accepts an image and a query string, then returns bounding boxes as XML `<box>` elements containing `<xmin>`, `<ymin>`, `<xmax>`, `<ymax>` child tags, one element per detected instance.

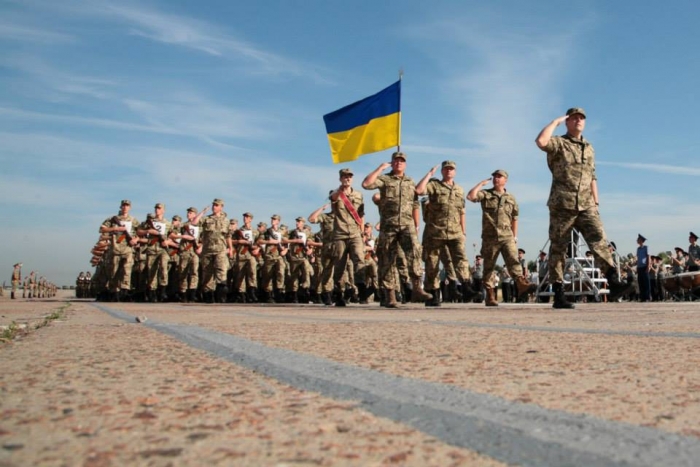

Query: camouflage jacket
<box><xmin>365</xmin><ymin>172</ymin><xmax>418</xmax><ymax>230</ymax></box>
<box><xmin>423</xmin><ymin>178</ymin><xmax>466</xmax><ymax>241</ymax></box>
<box><xmin>543</xmin><ymin>134</ymin><xmax>596</xmax><ymax>211</ymax></box>
<box><xmin>471</xmin><ymin>188</ymin><xmax>518</xmax><ymax>242</ymax></box>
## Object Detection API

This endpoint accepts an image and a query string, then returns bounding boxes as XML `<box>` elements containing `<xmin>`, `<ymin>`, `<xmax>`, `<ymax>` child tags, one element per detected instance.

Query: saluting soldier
<box><xmin>416</xmin><ymin>160</ymin><xmax>478</xmax><ymax>307</ymax></box>
<box><xmin>362</xmin><ymin>151</ymin><xmax>433</xmax><ymax>308</ymax></box>
<box><xmin>11</xmin><ymin>263</ymin><xmax>21</xmax><ymax>300</ymax></box>
<box><xmin>467</xmin><ymin>170</ymin><xmax>536</xmax><ymax>307</ymax></box>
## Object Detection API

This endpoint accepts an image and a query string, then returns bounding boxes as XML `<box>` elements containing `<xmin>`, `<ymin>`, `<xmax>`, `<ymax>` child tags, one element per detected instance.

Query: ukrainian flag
<box><xmin>323</xmin><ymin>80</ymin><xmax>401</xmax><ymax>164</ymax></box>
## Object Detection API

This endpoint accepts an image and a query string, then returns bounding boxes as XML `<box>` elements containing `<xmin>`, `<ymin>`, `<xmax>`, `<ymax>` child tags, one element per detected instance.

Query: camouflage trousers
<box><xmin>286</xmin><ymin>257</ymin><xmax>311</xmax><ymax>292</ymax></box>
<box><xmin>233</xmin><ymin>254</ymin><xmax>257</xmax><ymax>293</ymax></box>
<box><xmin>548</xmin><ymin>208</ymin><xmax>613</xmax><ymax>283</ymax></box>
<box><xmin>423</xmin><ymin>238</ymin><xmax>471</xmax><ymax>290</ymax></box>
<box><xmin>260</xmin><ymin>255</ymin><xmax>286</xmax><ymax>293</ymax></box>
<box><xmin>331</xmin><ymin>236</ymin><xmax>366</xmax><ymax>286</ymax></box>
<box><xmin>178</xmin><ymin>250</ymin><xmax>199</xmax><ymax>292</ymax></box>
<box><xmin>317</xmin><ymin>245</ymin><xmax>335</xmax><ymax>293</ymax></box>
<box><xmin>481</xmin><ymin>237</ymin><xmax>523</xmax><ymax>289</ymax></box>
<box><xmin>376</xmin><ymin>226</ymin><xmax>422</xmax><ymax>290</ymax></box>
<box><xmin>146</xmin><ymin>249</ymin><xmax>170</xmax><ymax>290</ymax></box>
<box><xmin>108</xmin><ymin>249</ymin><xmax>134</xmax><ymax>292</ymax></box>
<box><xmin>200</xmin><ymin>250</ymin><xmax>229</xmax><ymax>292</ymax></box>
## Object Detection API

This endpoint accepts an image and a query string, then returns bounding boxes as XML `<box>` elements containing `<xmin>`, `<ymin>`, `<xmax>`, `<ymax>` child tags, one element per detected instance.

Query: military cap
<box><xmin>257</xmin><ymin>221</ymin><xmax>267</xmax><ymax>228</ymax></box>
<box><xmin>295</xmin><ymin>216</ymin><xmax>306</xmax><ymax>223</ymax></box>
<box><xmin>476</xmin><ymin>255</ymin><xmax>482</xmax><ymax>260</ymax></box>
<box><xmin>566</xmin><ymin>107</ymin><xmax>586</xmax><ymax>119</ymax></box>
<box><xmin>243</xmin><ymin>212</ymin><xmax>253</xmax><ymax>218</ymax></box>
<box><xmin>391</xmin><ymin>151</ymin><xmax>407</xmax><ymax>161</ymax></box>
<box><xmin>675</xmin><ymin>246</ymin><xmax>684</xmax><ymax>252</ymax></box>
<box><xmin>230</xmin><ymin>218</ymin><xmax>238</xmax><ymax>225</ymax></box>
<box><xmin>212</xmin><ymin>198</ymin><xmax>224</xmax><ymax>205</ymax></box>
<box><xmin>364</xmin><ymin>222</ymin><xmax>372</xmax><ymax>227</ymax></box>
<box><xmin>120</xmin><ymin>199</ymin><xmax>131</xmax><ymax>206</ymax></box>
<box><xmin>637</xmin><ymin>233</ymin><xmax>646</xmax><ymax>243</ymax></box>
<box><xmin>146</xmin><ymin>213</ymin><xmax>154</xmax><ymax>220</ymax></box>
<box><xmin>518</xmin><ymin>248</ymin><xmax>526</xmax><ymax>254</ymax></box>
<box><xmin>609</xmin><ymin>241</ymin><xmax>617</xmax><ymax>251</ymax></box>
<box><xmin>442</xmin><ymin>160</ymin><xmax>457</xmax><ymax>169</ymax></box>
<box><xmin>339</xmin><ymin>168</ymin><xmax>354</xmax><ymax>177</ymax></box>
<box><xmin>585</xmin><ymin>250</ymin><xmax>592</xmax><ymax>256</ymax></box>
<box><xmin>491</xmin><ymin>169</ymin><xmax>508</xmax><ymax>178</ymax></box>
<box><xmin>690</xmin><ymin>231</ymin><xmax>698</xmax><ymax>240</ymax></box>
<box><xmin>172</xmin><ymin>215</ymin><xmax>181</xmax><ymax>222</ymax></box>
<box><xmin>280</xmin><ymin>224</ymin><xmax>288</xmax><ymax>232</ymax></box>
<box><xmin>187</xmin><ymin>207</ymin><xmax>197</xmax><ymax>213</ymax></box>
<box><xmin>154</xmin><ymin>202</ymin><xmax>165</xmax><ymax>209</ymax></box>
<box><xmin>271</xmin><ymin>214</ymin><xmax>281</xmax><ymax>220</ymax></box>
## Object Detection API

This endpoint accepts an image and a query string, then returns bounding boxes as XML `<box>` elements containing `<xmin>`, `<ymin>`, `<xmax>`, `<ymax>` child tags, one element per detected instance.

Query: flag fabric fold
<box><xmin>323</xmin><ymin>80</ymin><xmax>401</xmax><ymax>164</ymax></box>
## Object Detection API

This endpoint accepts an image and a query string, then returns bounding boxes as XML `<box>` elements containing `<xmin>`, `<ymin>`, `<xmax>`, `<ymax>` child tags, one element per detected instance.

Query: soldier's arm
<box><xmin>308</xmin><ymin>204</ymin><xmax>329</xmax><ymax>224</ymax></box>
<box><xmin>466</xmin><ymin>178</ymin><xmax>491</xmax><ymax>202</ymax></box>
<box><xmin>511</xmin><ymin>218</ymin><xmax>519</xmax><ymax>241</ymax></box>
<box><xmin>535</xmin><ymin>115</ymin><xmax>568</xmax><ymax>150</ymax></box>
<box><xmin>415</xmin><ymin>164</ymin><xmax>440</xmax><ymax>195</ymax></box>
<box><xmin>362</xmin><ymin>162</ymin><xmax>391</xmax><ymax>189</ymax></box>
<box><xmin>591</xmin><ymin>179</ymin><xmax>599</xmax><ymax>206</ymax></box>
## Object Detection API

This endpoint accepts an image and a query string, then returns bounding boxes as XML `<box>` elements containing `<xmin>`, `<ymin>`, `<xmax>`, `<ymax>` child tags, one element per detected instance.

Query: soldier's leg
<box><xmin>548</xmin><ymin>209</ymin><xmax>578</xmax><ymax>283</ymax></box>
<box><xmin>423</xmin><ymin>239</ymin><xmax>442</xmax><ymax>291</ymax></box>
<box><xmin>200</xmin><ymin>254</ymin><xmax>215</xmax><ymax>293</ymax></box>
<box><xmin>575</xmin><ymin>208</ymin><xmax>615</xmax><ymax>274</ymax></box>
<box><xmin>377</xmin><ymin>229</ymin><xmax>400</xmax><ymax>290</ymax></box>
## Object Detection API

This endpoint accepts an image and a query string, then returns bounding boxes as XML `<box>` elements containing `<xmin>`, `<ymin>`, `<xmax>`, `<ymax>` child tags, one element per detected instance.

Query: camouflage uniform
<box><xmin>470</xmin><ymin>186</ymin><xmax>524</xmax><ymax>289</ymax></box>
<box><xmin>11</xmin><ymin>264</ymin><xmax>21</xmax><ymax>299</ymax></box>
<box><xmin>309</xmin><ymin>211</ymin><xmax>335</xmax><ymax>302</ymax></box>
<box><xmin>364</xmin><ymin>172</ymin><xmax>422</xmax><ymax>290</ymax></box>
<box><xmin>232</xmin><ymin>214</ymin><xmax>260</xmax><ymax>301</ymax></box>
<box><xmin>139</xmin><ymin>204</ymin><xmax>172</xmax><ymax>300</ymax></box>
<box><xmin>100</xmin><ymin>204</ymin><xmax>139</xmax><ymax>298</ymax></box>
<box><xmin>421</xmin><ymin>177</ymin><xmax>471</xmax><ymax>292</ymax></box>
<box><xmin>259</xmin><ymin>216</ymin><xmax>287</xmax><ymax>302</ymax></box>
<box><xmin>178</xmin><ymin>208</ymin><xmax>201</xmax><ymax>301</ymax></box>
<box><xmin>286</xmin><ymin>218</ymin><xmax>312</xmax><ymax>300</ymax></box>
<box><xmin>543</xmin><ymin>134</ymin><xmax>615</xmax><ymax>282</ymax></box>
<box><xmin>199</xmin><ymin>199</ymin><xmax>232</xmax><ymax>302</ymax></box>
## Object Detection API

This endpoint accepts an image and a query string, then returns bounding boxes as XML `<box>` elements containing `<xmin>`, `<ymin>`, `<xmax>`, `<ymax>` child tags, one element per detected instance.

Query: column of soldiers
<box><xmin>8</xmin><ymin>263</ymin><xmax>57</xmax><ymax>299</ymax></box>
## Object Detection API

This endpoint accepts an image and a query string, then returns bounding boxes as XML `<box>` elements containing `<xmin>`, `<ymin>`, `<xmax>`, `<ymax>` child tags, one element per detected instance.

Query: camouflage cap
<box><xmin>230</xmin><ymin>218</ymin><xmax>238</xmax><ymax>225</ymax></box>
<box><xmin>295</xmin><ymin>216</ymin><xmax>306</xmax><ymax>223</ymax></box>
<box><xmin>172</xmin><ymin>215</ymin><xmax>181</xmax><ymax>222</ymax></box>
<box><xmin>257</xmin><ymin>221</ymin><xmax>267</xmax><ymax>228</ymax></box>
<box><xmin>187</xmin><ymin>207</ymin><xmax>198</xmax><ymax>213</ymax></box>
<box><xmin>442</xmin><ymin>160</ymin><xmax>457</xmax><ymax>169</ymax></box>
<box><xmin>154</xmin><ymin>202</ymin><xmax>165</xmax><ymax>209</ymax></box>
<box><xmin>271</xmin><ymin>214</ymin><xmax>281</xmax><ymax>220</ymax></box>
<box><xmin>392</xmin><ymin>151</ymin><xmax>407</xmax><ymax>161</ymax></box>
<box><xmin>566</xmin><ymin>107</ymin><xmax>586</xmax><ymax>119</ymax></box>
<box><xmin>491</xmin><ymin>169</ymin><xmax>509</xmax><ymax>178</ymax></box>
<box><xmin>339</xmin><ymin>168</ymin><xmax>354</xmax><ymax>177</ymax></box>
<box><xmin>120</xmin><ymin>199</ymin><xmax>131</xmax><ymax>206</ymax></box>
<box><xmin>364</xmin><ymin>222</ymin><xmax>372</xmax><ymax>227</ymax></box>
<box><xmin>212</xmin><ymin>198</ymin><xmax>224</xmax><ymax>205</ymax></box>
<box><xmin>146</xmin><ymin>213</ymin><xmax>154</xmax><ymax>219</ymax></box>
<box><xmin>243</xmin><ymin>212</ymin><xmax>253</xmax><ymax>218</ymax></box>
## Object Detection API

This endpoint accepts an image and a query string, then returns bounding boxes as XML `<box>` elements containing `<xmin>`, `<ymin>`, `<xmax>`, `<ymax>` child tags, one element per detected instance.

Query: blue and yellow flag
<box><xmin>323</xmin><ymin>80</ymin><xmax>401</xmax><ymax>164</ymax></box>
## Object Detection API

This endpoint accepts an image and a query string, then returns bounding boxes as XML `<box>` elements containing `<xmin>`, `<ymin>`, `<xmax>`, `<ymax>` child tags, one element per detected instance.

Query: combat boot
<box><xmin>425</xmin><ymin>289</ymin><xmax>441</xmax><ymax>307</ymax></box>
<box><xmin>411</xmin><ymin>278</ymin><xmax>433</xmax><ymax>302</ymax></box>
<box><xmin>321</xmin><ymin>291</ymin><xmax>332</xmax><ymax>306</ymax></box>
<box><xmin>606</xmin><ymin>268</ymin><xmax>633</xmax><ymax>302</ymax></box>
<box><xmin>215</xmin><ymin>284</ymin><xmax>228</xmax><ymax>303</ymax></box>
<box><xmin>385</xmin><ymin>288</ymin><xmax>398</xmax><ymax>308</ymax></box>
<box><xmin>247</xmin><ymin>288</ymin><xmax>258</xmax><ymax>303</ymax></box>
<box><xmin>552</xmin><ymin>282</ymin><xmax>574</xmax><ymax>309</ymax></box>
<box><xmin>357</xmin><ymin>283</ymin><xmax>368</xmax><ymax>304</ymax></box>
<box><xmin>515</xmin><ymin>276</ymin><xmax>537</xmax><ymax>302</ymax></box>
<box><xmin>461</xmin><ymin>281</ymin><xmax>479</xmax><ymax>303</ymax></box>
<box><xmin>333</xmin><ymin>286</ymin><xmax>346</xmax><ymax>307</ymax></box>
<box><xmin>187</xmin><ymin>289</ymin><xmax>197</xmax><ymax>303</ymax></box>
<box><xmin>485</xmin><ymin>286</ymin><xmax>498</xmax><ymax>307</ymax></box>
<box><xmin>11</xmin><ymin>292</ymin><xmax>15</xmax><ymax>299</ymax></box>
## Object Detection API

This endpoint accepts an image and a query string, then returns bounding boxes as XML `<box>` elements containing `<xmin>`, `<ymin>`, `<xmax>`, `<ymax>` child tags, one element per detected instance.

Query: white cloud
<box><xmin>0</xmin><ymin>22</ymin><xmax>74</xmax><ymax>43</ymax></box>
<box><xmin>598</xmin><ymin>161</ymin><xmax>700</xmax><ymax>176</ymax></box>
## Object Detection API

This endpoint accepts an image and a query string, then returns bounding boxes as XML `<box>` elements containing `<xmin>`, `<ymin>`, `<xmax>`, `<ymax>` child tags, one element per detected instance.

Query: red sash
<box><xmin>339</xmin><ymin>191</ymin><xmax>362</xmax><ymax>227</ymax></box>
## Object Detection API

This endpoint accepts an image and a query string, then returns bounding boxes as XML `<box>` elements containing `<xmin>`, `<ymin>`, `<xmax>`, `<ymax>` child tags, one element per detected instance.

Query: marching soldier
<box><xmin>11</xmin><ymin>263</ymin><xmax>21</xmax><ymax>299</ymax></box>
<box><xmin>308</xmin><ymin>198</ymin><xmax>335</xmax><ymax>305</ymax></box>
<box><xmin>176</xmin><ymin>207</ymin><xmax>205</xmax><ymax>302</ymax></box>
<box><xmin>137</xmin><ymin>203</ymin><xmax>172</xmax><ymax>302</ymax></box>
<box><xmin>258</xmin><ymin>214</ymin><xmax>288</xmax><ymax>303</ymax></box>
<box><xmin>232</xmin><ymin>212</ymin><xmax>260</xmax><ymax>303</ymax></box>
<box><xmin>199</xmin><ymin>199</ymin><xmax>233</xmax><ymax>303</ymax></box>
<box><xmin>100</xmin><ymin>199</ymin><xmax>139</xmax><ymax>301</ymax></box>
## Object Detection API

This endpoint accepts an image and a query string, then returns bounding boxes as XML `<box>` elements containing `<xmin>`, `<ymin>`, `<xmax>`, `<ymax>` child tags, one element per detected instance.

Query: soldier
<box><xmin>688</xmin><ymin>232</ymin><xmax>700</xmax><ymax>272</ymax></box>
<box><xmin>137</xmin><ymin>203</ymin><xmax>172</xmax><ymax>302</ymax></box>
<box><xmin>176</xmin><ymin>207</ymin><xmax>205</xmax><ymax>302</ymax></box>
<box><xmin>329</xmin><ymin>168</ymin><xmax>367</xmax><ymax>306</ymax></box>
<box><xmin>416</xmin><ymin>160</ymin><xmax>478</xmax><ymax>307</ymax></box>
<box><xmin>471</xmin><ymin>255</ymin><xmax>484</xmax><ymax>303</ymax></box>
<box><xmin>362</xmin><ymin>222</ymin><xmax>378</xmax><ymax>303</ymax></box>
<box><xmin>536</xmin><ymin>107</ymin><xmax>631</xmax><ymax>308</ymax></box>
<box><xmin>199</xmin><ymin>199</ymin><xmax>233</xmax><ymax>303</ymax></box>
<box><xmin>362</xmin><ymin>151</ymin><xmax>432</xmax><ymax>308</ymax></box>
<box><xmin>28</xmin><ymin>271</ymin><xmax>36</xmax><ymax>299</ymax></box>
<box><xmin>258</xmin><ymin>214</ymin><xmax>288</xmax><ymax>303</ymax></box>
<box><xmin>466</xmin><ymin>170</ymin><xmax>536</xmax><ymax>307</ymax></box>
<box><xmin>100</xmin><ymin>200</ymin><xmax>139</xmax><ymax>301</ymax></box>
<box><xmin>308</xmin><ymin>199</ymin><xmax>335</xmax><ymax>305</ymax></box>
<box><xmin>11</xmin><ymin>263</ymin><xmax>21</xmax><ymax>299</ymax></box>
<box><xmin>636</xmin><ymin>234</ymin><xmax>651</xmax><ymax>302</ymax></box>
<box><xmin>286</xmin><ymin>216</ymin><xmax>313</xmax><ymax>303</ymax></box>
<box><xmin>232</xmin><ymin>212</ymin><xmax>260</xmax><ymax>303</ymax></box>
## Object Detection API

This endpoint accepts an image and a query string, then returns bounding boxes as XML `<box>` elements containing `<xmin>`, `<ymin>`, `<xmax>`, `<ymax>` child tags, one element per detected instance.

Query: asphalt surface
<box><xmin>1</xmin><ymin>295</ymin><xmax>699</xmax><ymax>466</ymax></box>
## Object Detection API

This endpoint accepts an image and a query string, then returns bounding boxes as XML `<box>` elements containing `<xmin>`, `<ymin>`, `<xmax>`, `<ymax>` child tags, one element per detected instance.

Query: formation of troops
<box><xmin>8</xmin><ymin>263</ymin><xmax>58</xmax><ymax>299</ymax></box>
<box><xmin>77</xmin><ymin>108</ymin><xmax>699</xmax><ymax>308</ymax></box>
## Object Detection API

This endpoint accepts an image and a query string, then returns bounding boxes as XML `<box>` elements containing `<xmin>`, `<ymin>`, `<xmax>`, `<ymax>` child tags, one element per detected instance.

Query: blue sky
<box><xmin>2</xmin><ymin>0</ymin><xmax>699</xmax><ymax>286</ymax></box>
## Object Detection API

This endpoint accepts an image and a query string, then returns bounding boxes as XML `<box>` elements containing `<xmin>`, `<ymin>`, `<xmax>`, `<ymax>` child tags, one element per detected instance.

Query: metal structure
<box><xmin>536</xmin><ymin>229</ymin><xmax>620</xmax><ymax>302</ymax></box>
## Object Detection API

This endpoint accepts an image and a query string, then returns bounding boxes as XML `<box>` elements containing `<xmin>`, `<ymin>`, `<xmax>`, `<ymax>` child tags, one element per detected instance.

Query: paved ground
<box><xmin>1</xmin><ymin>293</ymin><xmax>699</xmax><ymax>466</ymax></box>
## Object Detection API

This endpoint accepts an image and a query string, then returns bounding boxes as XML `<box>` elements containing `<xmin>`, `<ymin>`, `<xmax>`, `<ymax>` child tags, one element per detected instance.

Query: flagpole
<box><xmin>397</xmin><ymin>69</ymin><xmax>403</xmax><ymax>153</ymax></box>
